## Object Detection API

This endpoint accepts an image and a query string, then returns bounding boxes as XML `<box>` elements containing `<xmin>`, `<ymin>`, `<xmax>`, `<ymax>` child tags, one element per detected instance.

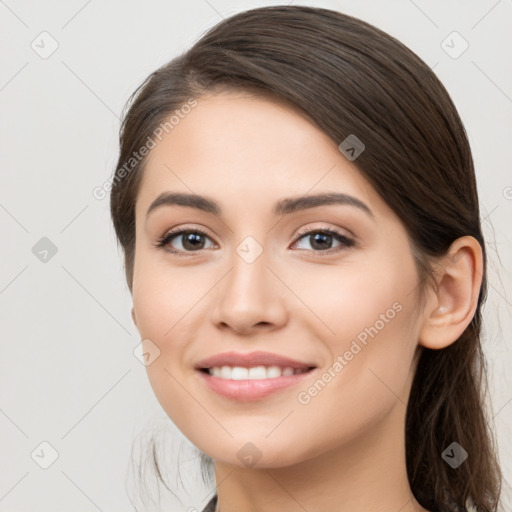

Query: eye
<box><xmin>154</xmin><ymin>227</ymin><xmax>216</xmax><ymax>255</ymax></box>
<box><xmin>291</xmin><ymin>227</ymin><xmax>355</xmax><ymax>255</ymax></box>
<box><xmin>154</xmin><ymin>225</ymin><xmax>355</xmax><ymax>256</ymax></box>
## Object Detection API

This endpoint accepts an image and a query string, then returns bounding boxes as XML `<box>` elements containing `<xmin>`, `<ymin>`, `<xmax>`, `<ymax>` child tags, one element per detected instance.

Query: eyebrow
<box><xmin>146</xmin><ymin>191</ymin><xmax>374</xmax><ymax>219</ymax></box>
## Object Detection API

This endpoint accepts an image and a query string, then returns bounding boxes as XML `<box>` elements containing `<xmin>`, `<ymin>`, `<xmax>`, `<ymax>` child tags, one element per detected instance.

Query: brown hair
<box><xmin>110</xmin><ymin>5</ymin><xmax>503</xmax><ymax>511</ymax></box>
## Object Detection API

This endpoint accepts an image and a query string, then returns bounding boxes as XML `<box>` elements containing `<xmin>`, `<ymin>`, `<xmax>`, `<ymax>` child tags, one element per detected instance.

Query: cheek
<box><xmin>291</xmin><ymin>256</ymin><xmax>420</xmax><ymax>433</ymax></box>
<box><xmin>131</xmin><ymin>270</ymin><xmax>204</xmax><ymax>426</ymax></box>
<box><xmin>132</xmin><ymin>249</ymin><xmax>206</xmax><ymax>338</ymax></box>
<box><xmin>131</xmin><ymin>258</ymin><xmax>214</xmax><ymax>389</ymax></box>
<box><xmin>289</xmin><ymin>256</ymin><xmax>410</xmax><ymax>343</ymax></box>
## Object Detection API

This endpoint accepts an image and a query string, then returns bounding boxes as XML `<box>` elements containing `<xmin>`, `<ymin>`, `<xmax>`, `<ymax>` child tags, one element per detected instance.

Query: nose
<box><xmin>210</xmin><ymin>248</ymin><xmax>289</xmax><ymax>335</ymax></box>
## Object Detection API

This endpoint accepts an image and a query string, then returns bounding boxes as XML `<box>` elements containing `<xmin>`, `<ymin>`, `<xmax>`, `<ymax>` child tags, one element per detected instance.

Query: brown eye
<box><xmin>155</xmin><ymin>229</ymin><xmax>215</xmax><ymax>254</ymax></box>
<box><xmin>292</xmin><ymin>228</ymin><xmax>355</xmax><ymax>254</ymax></box>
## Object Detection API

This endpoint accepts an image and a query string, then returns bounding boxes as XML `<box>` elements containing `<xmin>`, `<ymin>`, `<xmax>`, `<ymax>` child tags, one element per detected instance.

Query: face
<box><xmin>131</xmin><ymin>91</ymin><xmax>426</xmax><ymax>468</ymax></box>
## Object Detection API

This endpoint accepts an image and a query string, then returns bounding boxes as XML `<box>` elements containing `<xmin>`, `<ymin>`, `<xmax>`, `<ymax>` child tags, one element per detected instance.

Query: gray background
<box><xmin>1</xmin><ymin>1</ymin><xmax>511</xmax><ymax>511</ymax></box>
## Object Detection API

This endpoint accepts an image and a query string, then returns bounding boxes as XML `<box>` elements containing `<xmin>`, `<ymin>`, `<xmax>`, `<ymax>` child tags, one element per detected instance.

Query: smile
<box><xmin>196</xmin><ymin>366</ymin><xmax>317</xmax><ymax>401</ymax></box>
<box><xmin>202</xmin><ymin>365</ymin><xmax>312</xmax><ymax>379</ymax></box>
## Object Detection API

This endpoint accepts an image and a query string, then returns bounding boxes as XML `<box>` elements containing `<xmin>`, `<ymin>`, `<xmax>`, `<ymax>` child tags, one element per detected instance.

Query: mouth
<box><xmin>193</xmin><ymin>350</ymin><xmax>318</xmax><ymax>400</ymax></box>
<box><xmin>194</xmin><ymin>350</ymin><xmax>317</xmax><ymax>374</ymax></box>
<box><xmin>197</xmin><ymin>365</ymin><xmax>316</xmax><ymax>379</ymax></box>
<box><xmin>194</xmin><ymin>355</ymin><xmax>318</xmax><ymax>401</ymax></box>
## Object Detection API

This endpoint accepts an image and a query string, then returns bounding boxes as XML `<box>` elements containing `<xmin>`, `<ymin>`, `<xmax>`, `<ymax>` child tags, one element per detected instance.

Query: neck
<box><xmin>211</xmin><ymin>400</ymin><xmax>429</xmax><ymax>512</ymax></box>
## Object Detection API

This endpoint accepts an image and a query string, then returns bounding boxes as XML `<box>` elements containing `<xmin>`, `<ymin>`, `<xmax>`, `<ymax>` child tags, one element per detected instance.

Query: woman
<box><xmin>110</xmin><ymin>6</ymin><xmax>503</xmax><ymax>512</ymax></box>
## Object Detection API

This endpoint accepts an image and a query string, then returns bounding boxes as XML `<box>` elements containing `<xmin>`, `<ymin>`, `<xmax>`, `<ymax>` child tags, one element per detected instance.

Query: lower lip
<box><xmin>196</xmin><ymin>368</ymin><xmax>317</xmax><ymax>401</ymax></box>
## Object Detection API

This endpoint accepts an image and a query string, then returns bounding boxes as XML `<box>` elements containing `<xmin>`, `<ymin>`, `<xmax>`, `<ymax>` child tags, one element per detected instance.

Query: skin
<box><xmin>130</xmin><ymin>91</ymin><xmax>483</xmax><ymax>512</ymax></box>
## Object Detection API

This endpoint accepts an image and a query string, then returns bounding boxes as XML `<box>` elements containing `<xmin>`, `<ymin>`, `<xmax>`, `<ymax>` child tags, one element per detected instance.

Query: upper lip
<box><xmin>195</xmin><ymin>351</ymin><xmax>317</xmax><ymax>370</ymax></box>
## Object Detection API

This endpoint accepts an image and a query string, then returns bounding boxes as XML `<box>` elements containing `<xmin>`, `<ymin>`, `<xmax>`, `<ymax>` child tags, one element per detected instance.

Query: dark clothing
<box><xmin>201</xmin><ymin>494</ymin><xmax>218</xmax><ymax>512</ymax></box>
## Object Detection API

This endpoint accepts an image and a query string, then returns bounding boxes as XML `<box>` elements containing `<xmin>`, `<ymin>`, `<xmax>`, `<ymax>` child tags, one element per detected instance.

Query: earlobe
<box><xmin>419</xmin><ymin>236</ymin><xmax>483</xmax><ymax>350</ymax></box>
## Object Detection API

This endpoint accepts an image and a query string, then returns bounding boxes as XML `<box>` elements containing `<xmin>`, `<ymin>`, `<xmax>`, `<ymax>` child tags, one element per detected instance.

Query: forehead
<box><xmin>135</xmin><ymin>92</ymin><xmax>382</xmax><ymax>220</ymax></box>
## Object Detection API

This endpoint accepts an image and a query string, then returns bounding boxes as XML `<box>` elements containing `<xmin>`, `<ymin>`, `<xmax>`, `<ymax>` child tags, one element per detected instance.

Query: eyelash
<box><xmin>154</xmin><ymin>225</ymin><xmax>355</xmax><ymax>257</ymax></box>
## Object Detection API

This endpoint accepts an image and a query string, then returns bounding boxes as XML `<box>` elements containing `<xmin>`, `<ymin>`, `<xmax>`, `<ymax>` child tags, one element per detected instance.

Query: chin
<box><xmin>201</xmin><ymin>437</ymin><xmax>314</xmax><ymax>470</ymax></box>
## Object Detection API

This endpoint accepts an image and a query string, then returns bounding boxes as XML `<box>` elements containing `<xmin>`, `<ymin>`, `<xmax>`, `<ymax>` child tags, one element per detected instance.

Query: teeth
<box><xmin>209</xmin><ymin>365</ymin><xmax>308</xmax><ymax>380</ymax></box>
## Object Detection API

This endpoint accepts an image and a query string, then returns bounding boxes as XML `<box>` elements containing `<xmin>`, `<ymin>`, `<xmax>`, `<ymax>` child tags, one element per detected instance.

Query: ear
<box><xmin>131</xmin><ymin>306</ymin><xmax>138</xmax><ymax>328</ymax></box>
<box><xmin>419</xmin><ymin>236</ymin><xmax>483</xmax><ymax>350</ymax></box>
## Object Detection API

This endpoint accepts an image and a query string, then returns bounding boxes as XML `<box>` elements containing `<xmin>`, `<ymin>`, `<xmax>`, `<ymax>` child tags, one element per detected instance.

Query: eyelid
<box><xmin>156</xmin><ymin>224</ymin><xmax>215</xmax><ymax>242</ymax></box>
<box><xmin>293</xmin><ymin>223</ymin><xmax>353</xmax><ymax>241</ymax></box>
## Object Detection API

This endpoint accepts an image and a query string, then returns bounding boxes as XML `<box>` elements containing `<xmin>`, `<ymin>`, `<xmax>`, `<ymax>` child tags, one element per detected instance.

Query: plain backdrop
<box><xmin>1</xmin><ymin>1</ymin><xmax>511</xmax><ymax>511</ymax></box>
